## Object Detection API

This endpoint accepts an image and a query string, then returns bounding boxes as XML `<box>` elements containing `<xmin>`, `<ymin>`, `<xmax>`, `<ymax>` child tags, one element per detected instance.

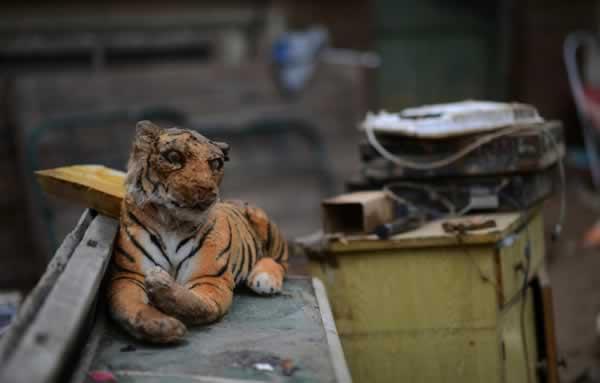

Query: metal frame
<box><xmin>564</xmin><ymin>31</ymin><xmax>600</xmax><ymax>189</ymax></box>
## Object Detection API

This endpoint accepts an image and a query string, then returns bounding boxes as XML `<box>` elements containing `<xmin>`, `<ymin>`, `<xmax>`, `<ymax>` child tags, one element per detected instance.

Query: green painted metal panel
<box><xmin>375</xmin><ymin>0</ymin><xmax>495</xmax><ymax>33</ymax></box>
<box><xmin>377</xmin><ymin>36</ymin><xmax>489</xmax><ymax>109</ymax></box>
<box><xmin>374</xmin><ymin>0</ymin><xmax>507</xmax><ymax>110</ymax></box>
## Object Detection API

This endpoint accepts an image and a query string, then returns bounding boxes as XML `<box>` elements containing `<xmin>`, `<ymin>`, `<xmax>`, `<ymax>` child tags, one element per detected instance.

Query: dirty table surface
<box><xmin>86</xmin><ymin>277</ymin><xmax>341</xmax><ymax>383</ymax></box>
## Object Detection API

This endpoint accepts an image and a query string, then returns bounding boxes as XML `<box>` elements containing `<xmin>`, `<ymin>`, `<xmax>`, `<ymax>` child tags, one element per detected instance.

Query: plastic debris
<box><xmin>254</xmin><ymin>363</ymin><xmax>275</xmax><ymax>372</ymax></box>
<box><xmin>0</xmin><ymin>291</ymin><xmax>22</xmax><ymax>334</ymax></box>
<box><xmin>89</xmin><ymin>370</ymin><xmax>117</xmax><ymax>382</ymax></box>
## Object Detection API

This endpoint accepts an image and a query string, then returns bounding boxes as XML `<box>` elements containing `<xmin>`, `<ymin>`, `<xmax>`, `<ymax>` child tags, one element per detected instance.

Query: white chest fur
<box><xmin>137</xmin><ymin>227</ymin><xmax>199</xmax><ymax>283</ymax></box>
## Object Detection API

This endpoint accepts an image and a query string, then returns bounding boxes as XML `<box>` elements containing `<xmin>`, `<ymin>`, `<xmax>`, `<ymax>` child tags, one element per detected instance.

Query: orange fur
<box><xmin>107</xmin><ymin>121</ymin><xmax>288</xmax><ymax>343</ymax></box>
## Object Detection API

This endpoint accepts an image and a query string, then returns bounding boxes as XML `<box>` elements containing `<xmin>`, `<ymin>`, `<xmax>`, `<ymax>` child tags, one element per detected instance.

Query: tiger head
<box><xmin>125</xmin><ymin>120</ymin><xmax>229</xmax><ymax>221</ymax></box>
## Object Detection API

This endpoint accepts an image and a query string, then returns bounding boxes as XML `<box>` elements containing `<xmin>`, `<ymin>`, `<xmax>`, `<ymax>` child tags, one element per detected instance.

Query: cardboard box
<box><xmin>322</xmin><ymin>191</ymin><xmax>394</xmax><ymax>234</ymax></box>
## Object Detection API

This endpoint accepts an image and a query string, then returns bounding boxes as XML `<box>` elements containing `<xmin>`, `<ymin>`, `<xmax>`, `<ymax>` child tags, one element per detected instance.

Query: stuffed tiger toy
<box><xmin>107</xmin><ymin>121</ymin><xmax>288</xmax><ymax>343</ymax></box>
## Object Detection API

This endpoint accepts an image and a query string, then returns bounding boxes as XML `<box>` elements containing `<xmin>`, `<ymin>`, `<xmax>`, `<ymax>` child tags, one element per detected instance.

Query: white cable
<box><xmin>541</xmin><ymin>127</ymin><xmax>567</xmax><ymax>237</ymax></box>
<box><xmin>366</xmin><ymin>121</ymin><xmax>535</xmax><ymax>170</ymax></box>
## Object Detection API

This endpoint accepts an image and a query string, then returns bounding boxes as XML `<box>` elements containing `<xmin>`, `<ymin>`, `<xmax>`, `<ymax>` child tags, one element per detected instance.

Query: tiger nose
<box><xmin>196</xmin><ymin>188</ymin><xmax>216</xmax><ymax>201</ymax></box>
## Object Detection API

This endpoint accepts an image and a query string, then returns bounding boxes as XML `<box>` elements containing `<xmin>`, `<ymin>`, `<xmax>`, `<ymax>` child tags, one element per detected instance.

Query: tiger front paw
<box><xmin>248</xmin><ymin>271</ymin><xmax>282</xmax><ymax>295</ymax></box>
<box><xmin>145</xmin><ymin>266</ymin><xmax>177</xmax><ymax>308</ymax></box>
<box><xmin>146</xmin><ymin>266</ymin><xmax>174</xmax><ymax>292</ymax></box>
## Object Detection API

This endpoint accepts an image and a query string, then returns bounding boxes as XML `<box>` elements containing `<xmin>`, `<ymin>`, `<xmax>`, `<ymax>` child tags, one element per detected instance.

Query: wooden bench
<box><xmin>0</xmin><ymin>210</ymin><xmax>351</xmax><ymax>383</ymax></box>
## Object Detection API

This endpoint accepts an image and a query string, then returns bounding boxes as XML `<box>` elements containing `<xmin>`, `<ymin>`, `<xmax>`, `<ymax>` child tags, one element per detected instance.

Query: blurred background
<box><xmin>2</xmin><ymin>1</ymin><xmax>600</xmax><ymax>379</ymax></box>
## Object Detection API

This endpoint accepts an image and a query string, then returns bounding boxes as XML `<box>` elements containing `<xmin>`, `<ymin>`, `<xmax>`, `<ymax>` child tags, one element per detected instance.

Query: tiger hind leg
<box><xmin>247</xmin><ymin>257</ymin><xmax>285</xmax><ymax>295</ymax></box>
<box><xmin>232</xmin><ymin>202</ymin><xmax>287</xmax><ymax>295</ymax></box>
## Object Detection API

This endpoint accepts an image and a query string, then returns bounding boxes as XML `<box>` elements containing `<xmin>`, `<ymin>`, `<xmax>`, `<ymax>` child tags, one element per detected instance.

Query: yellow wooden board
<box><xmin>35</xmin><ymin>165</ymin><xmax>125</xmax><ymax>219</ymax></box>
<box><xmin>314</xmin><ymin>246</ymin><xmax>499</xmax><ymax>335</ymax></box>
<box><xmin>340</xmin><ymin>329</ymin><xmax>500</xmax><ymax>383</ymax></box>
<box><xmin>501</xmin><ymin>289</ymin><xmax>539</xmax><ymax>383</ymax></box>
<box><xmin>498</xmin><ymin>213</ymin><xmax>545</xmax><ymax>305</ymax></box>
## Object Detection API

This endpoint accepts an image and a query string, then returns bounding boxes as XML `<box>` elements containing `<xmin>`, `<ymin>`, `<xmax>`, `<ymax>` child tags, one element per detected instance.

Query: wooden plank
<box><xmin>500</xmin><ymin>288</ymin><xmax>539</xmax><ymax>383</ymax></box>
<box><xmin>68</xmin><ymin>305</ymin><xmax>107</xmax><ymax>383</ymax></box>
<box><xmin>339</xmin><ymin>329</ymin><xmax>499</xmax><ymax>383</ymax></box>
<box><xmin>0</xmin><ymin>209</ymin><xmax>93</xmax><ymax>364</ymax></box>
<box><xmin>312</xmin><ymin>278</ymin><xmax>353</xmax><ymax>383</ymax></box>
<box><xmin>498</xmin><ymin>212</ymin><xmax>546</xmax><ymax>306</ymax></box>
<box><xmin>35</xmin><ymin>165</ymin><xmax>125</xmax><ymax>219</ymax></box>
<box><xmin>538</xmin><ymin>266</ymin><xmax>561</xmax><ymax>383</ymax></box>
<box><xmin>311</xmin><ymin>246</ymin><xmax>499</xmax><ymax>336</ymax></box>
<box><xmin>0</xmin><ymin>6</ymin><xmax>260</xmax><ymax>31</ymax></box>
<box><xmin>0</xmin><ymin>214</ymin><xmax>118</xmax><ymax>383</ymax></box>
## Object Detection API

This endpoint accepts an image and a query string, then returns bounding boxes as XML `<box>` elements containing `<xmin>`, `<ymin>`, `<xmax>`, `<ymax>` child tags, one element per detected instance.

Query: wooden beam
<box><xmin>538</xmin><ymin>266</ymin><xmax>561</xmax><ymax>383</ymax></box>
<box><xmin>0</xmin><ymin>210</ymin><xmax>93</xmax><ymax>365</ymax></box>
<box><xmin>313</xmin><ymin>277</ymin><xmax>353</xmax><ymax>383</ymax></box>
<box><xmin>0</xmin><ymin>214</ymin><xmax>118</xmax><ymax>383</ymax></box>
<box><xmin>35</xmin><ymin>165</ymin><xmax>125</xmax><ymax>219</ymax></box>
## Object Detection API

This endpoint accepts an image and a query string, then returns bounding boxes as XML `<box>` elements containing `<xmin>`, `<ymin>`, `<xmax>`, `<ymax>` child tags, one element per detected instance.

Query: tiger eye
<box><xmin>209</xmin><ymin>158</ymin><xmax>224</xmax><ymax>171</ymax></box>
<box><xmin>164</xmin><ymin>150</ymin><xmax>183</xmax><ymax>164</ymax></box>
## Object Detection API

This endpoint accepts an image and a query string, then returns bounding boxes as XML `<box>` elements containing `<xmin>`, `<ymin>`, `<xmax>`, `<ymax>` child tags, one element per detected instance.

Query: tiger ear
<box><xmin>214</xmin><ymin>141</ymin><xmax>230</xmax><ymax>161</ymax></box>
<box><xmin>135</xmin><ymin>120</ymin><xmax>162</xmax><ymax>141</ymax></box>
<box><xmin>132</xmin><ymin>121</ymin><xmax>161</xmax><ymax>158</ymax></box>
